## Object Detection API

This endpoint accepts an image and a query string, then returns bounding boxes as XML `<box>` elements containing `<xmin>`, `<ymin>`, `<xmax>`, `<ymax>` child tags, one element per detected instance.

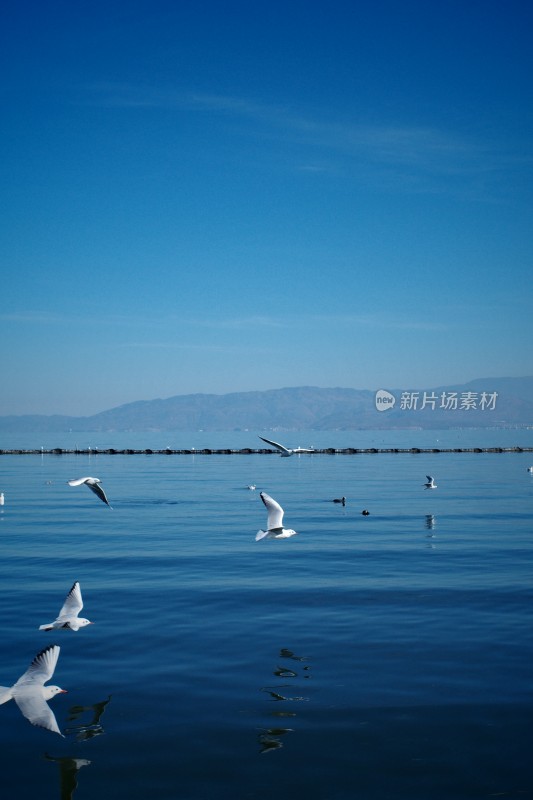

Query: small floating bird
<box><xmin>39</xmin><ymin>581</ymin><xmax>93</xmax><ymax>632</ymax></box>
<box><xmin>67</xmin><ymin>477</ymin><xmax>111</xmax><ymax>507</ymax></box>
<box><xmin>527</xmin><ymin>467</ymin><xmax>533</xmax><ymax>473</ymax></box>
<box><xmin>0</xmin><ymin>492</ymin><xmax>4</xmax><ymax>505</ymax></box>
<box><xmin>0</xmin><ymin>644</ymin><xmax>67</xmax><ymax>735</ymax></box>
<box><xmin>258</xmin><ymin>436</ymin><xmax>314</xmax><ymax>457</ymax></box>
<box><xmin>332</xmin><ymin>497</ymin><xmax>346</xmax><ymax>506</ymax></box>
<box><xmin>361</xmin><ymin>509</ymin><xmax>370</xmax><ymax>516</ymax></box>
<box><xmin>256</xmin><ymin>492</ymin><xmax>298</xmax><ymax>540</ymax></box>
<box><xmin>247</xmin><ymin>484</ymin><xmax>257</xmax><ymax>490</ymax></box>
<box><xmin>423</xmin><ymin>475</ymin><xmax>437</xmax><ymax>489</ymax></box>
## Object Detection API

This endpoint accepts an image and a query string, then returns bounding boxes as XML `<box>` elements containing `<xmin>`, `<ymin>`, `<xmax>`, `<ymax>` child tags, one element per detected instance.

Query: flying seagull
<box><xmin>258</xmin><ymin>436</ymin><xmax>314</xmax><ymax>457</ymax></box>
<box><xmin>256</xmin><ymin>492</ymin><xmax>298</xmax><ymax>540</ymax></box>
<box><xmin>423</xmin><ymin>475</ymin><xmax>437</xmax><ymax>489</ymax></box>
<box><xmin>39</xmin><ymin>581</ymin><xmax>93</xmax><ymax>632</ymax></box>
<box><xmin>0</xmin><ymin>644</ymin><xmax>67</xmax><ymax>735</ymax></box>
<box><xmin>68</xmin><ymin>477</ymin><xmax>111</xmax><ymax>507</ymax></box>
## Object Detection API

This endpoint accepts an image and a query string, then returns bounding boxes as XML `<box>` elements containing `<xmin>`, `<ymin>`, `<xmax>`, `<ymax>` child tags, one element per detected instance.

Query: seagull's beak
<box><xmin>60</xmin><ymin>689</ymin><xmax>68</xmax><ymax>693</ymax></box>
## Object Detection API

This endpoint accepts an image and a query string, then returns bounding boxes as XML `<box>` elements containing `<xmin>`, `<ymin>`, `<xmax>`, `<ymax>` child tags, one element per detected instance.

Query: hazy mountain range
<box><xmin>1</xmin><ymin>377</ymin><xmax>532</xmax><ymax>433</ymax></box>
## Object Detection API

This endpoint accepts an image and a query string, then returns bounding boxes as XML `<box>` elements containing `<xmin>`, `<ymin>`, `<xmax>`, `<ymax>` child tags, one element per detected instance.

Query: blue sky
<box><xmin>2</xmin><ymin>0</ymin><xmax>532</xmax><ymax>416</ymax></box>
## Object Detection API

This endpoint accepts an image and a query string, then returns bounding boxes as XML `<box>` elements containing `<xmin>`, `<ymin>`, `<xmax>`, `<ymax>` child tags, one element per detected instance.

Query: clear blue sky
<box><xmin>2</xmin><ymin>0</ymin><xmax>532</xmax><ymax>416</ymax></box>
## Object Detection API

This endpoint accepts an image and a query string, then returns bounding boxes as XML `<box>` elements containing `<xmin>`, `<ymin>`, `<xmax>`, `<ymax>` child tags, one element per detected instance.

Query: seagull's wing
<box><xmin>87</xmin><ymin>481</ymin><xmax>111</xmax><ymax>506</ymax></box>
<box><xmin>260</xmin><ymin>492</ymin><xmax>284</xmax><ymax>530</ymax></box>
<box><xmin>58</xmin><ymin>582</ymin><xmax>83</xmax><ymax>619</ymax></box>
<box><xmin>258</xmin><ymin>437</ymin><xmax>291</xmax><ymax>456</ymax></box>
<box><xmin>426</xmin><ymin>476</ymin><xmax>434</xmax><ymax>482</ymax></box>
<box><xmin>14</xmin><ymin>690</ymin><xmax>63</xmax><ymax>735</ymax></box>
<box><xmin>15</xmin><ymin>645</ymin><xmax>60</xmax><ymax>688</ymax></box>
<box><xmin>67</xmin><ymin>477</ymin><xmax>92</xmax><ymax>487</ymax></box>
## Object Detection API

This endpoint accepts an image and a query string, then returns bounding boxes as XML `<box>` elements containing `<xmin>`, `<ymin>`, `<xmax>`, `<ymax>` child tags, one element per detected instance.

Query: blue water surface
<box><xmin>0</xmin><ymin>430</ymin><xmax>532</xmax><ymax>799</ymax></box>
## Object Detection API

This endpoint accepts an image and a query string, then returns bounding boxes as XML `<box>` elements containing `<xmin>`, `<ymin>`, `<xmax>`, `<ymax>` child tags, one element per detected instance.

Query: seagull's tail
<box><xmin>38</xmin><ymin>623</ymin><xmax>53</xmax><ymax>631</ymax></box>
<box><xmin>255</xmin><ymin>529</ymin><xmax>270</xmax><ymax>541</ymax></box>
<box><xmin>0</xmin><ymin>686</ymin><xmax>13</xmax><ymax>704</ymax></box>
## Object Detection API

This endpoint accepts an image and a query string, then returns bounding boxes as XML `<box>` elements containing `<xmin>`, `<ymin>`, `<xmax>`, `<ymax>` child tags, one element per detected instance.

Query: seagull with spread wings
<box><xmin>258</xmin><ymin>436</ymin><xmax>314</xmax><ymax>457</ymax></box>
<box><xmin>0</xmin><ymin>644</ymin><xmax>67</xmax><ymax>735</ymax></box>
<box><xmin>67</xmin><ymin>477</ymin><xmax>111</xmax><ymax>507</ymax></box>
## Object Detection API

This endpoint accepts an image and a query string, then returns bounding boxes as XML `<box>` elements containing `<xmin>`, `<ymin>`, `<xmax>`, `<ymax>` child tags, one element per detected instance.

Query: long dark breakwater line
<box><xmin>1</xmin><ymin>446</ymin><xmax>532</xmax><ymax>456</ymax></box>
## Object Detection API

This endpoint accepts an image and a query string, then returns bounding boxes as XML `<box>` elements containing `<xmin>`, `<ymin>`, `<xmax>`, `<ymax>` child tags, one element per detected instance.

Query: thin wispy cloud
<box><xmin>0</xmin><ymin>311</ymin><xmax>67</xmax><ymax>325</ymax></box>
<box><xmin>120</xmin><ymin>341</ymin><xmax>272</xmax><ymax>355</ymax></box>
<box><xmin>88</xmin><ymin>83</ymin><xmax>510</xmax><ymax>182</ymax></box>
<box><xmin>1</xmin><ymin>308</ymin><xmax>446</xmax><ymax>334</ymax></box>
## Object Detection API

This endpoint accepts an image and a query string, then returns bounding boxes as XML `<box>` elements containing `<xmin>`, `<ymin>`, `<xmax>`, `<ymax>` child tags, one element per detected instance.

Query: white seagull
<box><xmin>256</xmin><ymin>492</ymin><xmax>298</xmax><ymax>540</ymax></box>
<box><xmin>68</xmin><ymin>477</ymin><xmax>111</xmax><ymax>507</ymax></box>
<box><xmin>0</xmin><ymin>644</ymin><xmax>67</xmax><ymax>736</ymax></box>
<box><xmin>39</xmin><ymin>581</ymin><xmax>93</xmax><ymax>631</ymax></box>
<box><xmin>258</xmin><ymin>436</ymin><xmax>314</xmax><ymax>457</ymax></box>
<box><xmin>423</xmin><ymin>475</ymin><xmax>437</xmax><ymax>489</ymax></box>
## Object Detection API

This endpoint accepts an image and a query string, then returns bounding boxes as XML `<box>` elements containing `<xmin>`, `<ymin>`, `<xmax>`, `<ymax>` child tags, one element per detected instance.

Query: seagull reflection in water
<box><xmin>44</xmin><ymin>754</ymin><xmax>91</xmax><ymax>800</ymax></box>
<box><xmin>257</xmin><ymin>649</ymin><xmax>311</xmax><ymax>753</ymax></box>
<box><xmin>258</xmin><ymin>726</ymin><xmax>295</xmax><ymax>754</ymax></box>
<box><xmin>64</xmin><ymin>695</ymin><xmax>111</xmax><ymax>741</ymax></box>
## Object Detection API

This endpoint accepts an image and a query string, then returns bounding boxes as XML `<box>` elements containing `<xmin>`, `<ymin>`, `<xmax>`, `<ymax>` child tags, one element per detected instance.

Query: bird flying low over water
<box><xmin>39</xmin><ymin>581</ymin><xmax>93</xmax><ymax>632</ymax></box>
<box><xmin>424</xmin><ymin>475</ymin><xmax>437</xmax><ymax>489</ymax></box>
<box><xmin>256</xmin><ymin>492</ymin><xmax>298</xmax><ymax>540</ymax></box>
<box><xmin>68</xmin><ymin>477</ymin><xmax>111</xmax><ymax>507</ymax></box>
<box><xmin>0</xmin><ymin>644</ymin><xmax>67</xmax><ymax>735</ymax></box>
<box><xmin>258</xmin><ymin>436</ymin><xmax>315</xmax><ymax>457</ymax></box>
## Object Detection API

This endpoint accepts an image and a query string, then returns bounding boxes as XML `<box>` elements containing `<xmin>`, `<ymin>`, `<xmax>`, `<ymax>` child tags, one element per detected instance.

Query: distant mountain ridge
<box><xmin>1</xmin><ymin>377</ymin><xmax>532</xmax><ymax>432</ymax></box>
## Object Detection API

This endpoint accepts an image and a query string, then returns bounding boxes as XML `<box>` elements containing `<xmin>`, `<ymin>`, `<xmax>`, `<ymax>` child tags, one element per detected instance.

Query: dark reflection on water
<box><xmin>44</xmin><ymin>754</ymin><xmax>91</xmax><ymax>800</ymax></box>
<box><xmin>258</xmin><ymin>649</ymin><xmax>310</xmax><ymax>753</ymax></box>
<box><xmin>64</xmin><ymin>695</ymin><xmax>111</xmax><ymax>742</ymax></box>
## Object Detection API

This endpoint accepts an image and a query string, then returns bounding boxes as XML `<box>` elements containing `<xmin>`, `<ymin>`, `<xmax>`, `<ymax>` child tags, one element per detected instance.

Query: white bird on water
<box><xmin>258</xmin><ymin>436</ymin><xmax>314</xmax><ymax>457</ymax></box>
<box><xmin>0</xmin><ymin>644</ymin><xmax>67</xmax><ymax>736</ymax></box>
<box><xmin>0</xmin><ymin>492</ymin><xmax>4</xmax><ymax>505</ymax></box>
<box><xmin>68</xmin><ymin>477</ymin><xmax>111</xmax><ymax>507</ymax></box>
<box><xmin>424</xmin><ymin>475</ymin><xmax>437</xmax><ymax>489</ymax></box>
<box><xmin>256</xmin><ymin>492</ymin><xmax>298</xmax><ymax>540</ymax></box>
<box><xmin>39</xmin><ymin>581</ymin><xmax>93</xmax><ymax>632</ymax></box>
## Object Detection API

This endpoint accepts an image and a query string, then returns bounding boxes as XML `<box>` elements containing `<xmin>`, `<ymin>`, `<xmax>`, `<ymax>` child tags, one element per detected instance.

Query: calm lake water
<box><xmin>0</xmin><ymin>430</ymin><xmax>532</xmax><ymax>799</ymax></box>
